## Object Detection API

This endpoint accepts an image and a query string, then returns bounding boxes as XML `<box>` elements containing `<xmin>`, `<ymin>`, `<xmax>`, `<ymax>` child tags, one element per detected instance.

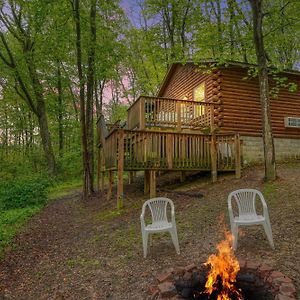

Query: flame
<box><xmin>204</xmin><ymin>230</ymin><xmax>244</xmax><ymax>300</ymax></box>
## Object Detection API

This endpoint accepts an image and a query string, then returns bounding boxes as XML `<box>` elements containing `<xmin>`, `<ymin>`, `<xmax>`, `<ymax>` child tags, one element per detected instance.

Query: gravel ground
<box><xmin>0</xmin><ymin>163</ymin><xmax>299</xmax><ymax>299</ymax></box>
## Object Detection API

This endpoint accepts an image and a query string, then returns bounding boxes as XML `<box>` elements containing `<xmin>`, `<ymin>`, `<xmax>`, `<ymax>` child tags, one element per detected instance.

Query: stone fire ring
<box><xmin>148</xmin><ymin>260</ymin><xmax>297</xmax><ymax>300</ymax></box>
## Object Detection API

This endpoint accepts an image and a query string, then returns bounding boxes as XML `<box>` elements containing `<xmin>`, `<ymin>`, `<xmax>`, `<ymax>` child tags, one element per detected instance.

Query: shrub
<box><xmin>0</xmin><ymin>176</ymin><xmax>50</xmax><ymax>210</ymax></box>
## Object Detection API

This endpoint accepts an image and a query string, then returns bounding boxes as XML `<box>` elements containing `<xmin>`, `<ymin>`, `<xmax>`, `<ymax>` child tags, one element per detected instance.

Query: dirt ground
<box><xmin>0</xmin><ymin>164</ymin><xmax>299</xmax><ymax>300</ymax></box>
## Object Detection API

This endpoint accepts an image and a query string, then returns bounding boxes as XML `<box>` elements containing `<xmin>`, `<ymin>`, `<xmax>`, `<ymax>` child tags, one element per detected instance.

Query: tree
<box><xmin>0</xmin><ymin>1</ymin><xmax>56</xmax><ymax>174</ymax></box>
<box><xmin>249</xmin><ymin>0</ymin><xmax>276</xmax><ymax>181</ymax></box>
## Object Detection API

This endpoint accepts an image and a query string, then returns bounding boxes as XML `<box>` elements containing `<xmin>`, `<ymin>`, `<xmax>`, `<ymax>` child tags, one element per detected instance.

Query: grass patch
<box><xmin>111</xmin><ymin>224</ymin><xmax>140</xmax><ymax>252</ymax></box>
<box><xmin>95</xmin><ymin>200</ymin><xmax>143</xmax><ymax>222</ymax></box>
<box><xmin>263</xmin><ymin>182</ymin><xmax>278</xmax><ymax>199</ymax></box>
<box><xmin>66</xmin><ymin>257</ymin><xmax>101</xmax><ymax>268</ymax></box>
<box><xmin>0</xmin><ymin>206</ymin><xmax>40</xmax><ymax>257</ymax></box>
<box><xmin>48</xmin><ymin>178</ymin><xmax>82</xmax><ymax>200</ymax></box>
<box><xmin>0</xmin><ymin>177</ymin><xmax>82</xmax><ymax>257</ymax></box>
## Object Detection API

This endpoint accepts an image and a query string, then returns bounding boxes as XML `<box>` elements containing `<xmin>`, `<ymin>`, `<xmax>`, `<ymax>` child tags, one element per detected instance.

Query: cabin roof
<box><xmin>156</xmin><ymin>60</ymin><xmax>300</xmax><ymax>97</ymax></box>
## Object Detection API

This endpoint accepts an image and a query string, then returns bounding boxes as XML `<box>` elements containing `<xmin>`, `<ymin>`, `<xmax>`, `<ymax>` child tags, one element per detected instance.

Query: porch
<box><xmin>127</xmin><ymin>96</ymin><xmax>221</xmax><ymax>132</ymax></box>
<box><xmin>98</xmin><ymin>128</ymin><xmax>241</xmax><ymax>209</ymax></box>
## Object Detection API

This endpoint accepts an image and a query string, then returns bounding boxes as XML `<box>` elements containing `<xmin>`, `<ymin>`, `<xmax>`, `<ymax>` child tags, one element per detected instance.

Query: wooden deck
<box><xmin>104</xmin><ymin>129</ymin><xmax>240</xmax><ymax>172</ymax></box>
<box><xmin>98</xmin><ymin>96</ymin><xmax>241</xmax><ymax>209</ymax></box>
<box><xmin>127</xmin><ymin>96</ymin><xmax>219</xmax><ymax>131</ymax></box>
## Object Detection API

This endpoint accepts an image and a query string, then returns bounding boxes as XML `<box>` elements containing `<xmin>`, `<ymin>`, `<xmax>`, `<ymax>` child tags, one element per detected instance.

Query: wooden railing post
<box><xmin>117</xmin><ymin>130</ymin><xmax>124</xmax><ymax>209</ymax></box>
<box><xmin>176</xmin><ymin>101</ymin><xmax>181</xmax><ymax>132</ymax></box>
<box><xmin>210</xmin><ymin>134</ymin><xmax>217</xmax><ymax>183</ymax></box>
<box><xmin>128</xmin><ymin>171</ymin><xmax>134</xmax><ymax>184</ymax></box>
<box><xmin>139</xmin><ymin>97</ymin><xmax>145</xmax><ymax>130</ymax></box>
<box><xmin>235</xmin><ymin>134</ymin><xmax>241</xmax><ymax>179</ymax></box>
<box><xmin>149</xmin><ymin>170</ymin><xmax>156</xmax><ymax>198</ymax></box>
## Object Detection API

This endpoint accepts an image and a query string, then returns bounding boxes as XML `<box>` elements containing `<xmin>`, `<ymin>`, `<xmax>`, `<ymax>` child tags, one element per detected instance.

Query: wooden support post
<box><xmin>149</xmin><ymin>170</ymin><xmax>156</xmax><ymax>199</ymax></box>
<box><xmin>107</xmin><ymin>170</ymin><xmax>113</xmax><ymax>200</ymax></box>
<box><xmin>100</xmin><ymin>151</ymin><xmax>105</xmax><ymax>192</ymax></box>
<box><xmin>144</xmin><ymin>170</ymin><xmax>150</xmax><ymax>195</ymax></box>
<box><xmin>97</xmin><ymin>147</ymin><xmax>101</xmax><ymax>191</ymax></box>
<box><xmin>166</xmin><ymin>134</ymin><xmax>173</xmax><ymax>169</ymax></box>
<box><xmin>210</xmin><ymin>134</ymin><xmax>217</xmax><ymax>183</ymax></box>
<box><xmin>117</xmin><ymin>131</ymin><xmax>124</xmax><ymax>209</ymax></box>
<box><xmin>98</xmin><ymin>147</ymin><xmax>105</xmax><ymax>192</ymax></box>
<box><xmin>139</xmin><ymin>97</ymin><xmax>145</xmax><ymax>130</ymax></box>
<box><xmin>176</xmin><ymin>102</ymin><xmax>181</xmax><ymax>132</ymax></box>
<box><xmin>180</xmin><ymin>171</ymin><xmax>186</xmax><ymax>183</ymax></box>
<box><xmin>128</xmin><ymin>171</ymin><xmax>134</xmax><ymax>184</ymax></box>
<box><xmin>235</xmin><ymin>134</ymin><xmax>241</xmax><ymax>179</ymax></box>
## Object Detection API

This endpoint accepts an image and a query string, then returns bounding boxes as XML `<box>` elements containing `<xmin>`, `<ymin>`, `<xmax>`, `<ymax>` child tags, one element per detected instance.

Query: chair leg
<box><xmin>263</xmin><ymin>221</ymin><xmax>275</xmax><ymax>250</ymax></box>
<box><xmin>142</xmin><ymin>231</ymin><xmax>149</xmax><ymax>258</ymax></box>
<box><xmin>170</xmin><ymin>228</ymin><xmax>180</xmax><ymax>254</ymax></box>
<box><xmin>231</xmin><ymin>224</ymin><xmax>238</xmax><ymax>251</ymax></box>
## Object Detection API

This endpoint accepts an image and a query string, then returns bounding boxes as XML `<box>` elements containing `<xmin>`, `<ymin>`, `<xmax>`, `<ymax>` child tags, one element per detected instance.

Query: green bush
<box><xmin>0</xmin><ymin>176</ymin><xmax>50</xmax><ymax>210</ymax></box>
<box><xmin>56</xmin><ymin>149</ymin><xmax>82</xmax><ymax>180</ymax></box>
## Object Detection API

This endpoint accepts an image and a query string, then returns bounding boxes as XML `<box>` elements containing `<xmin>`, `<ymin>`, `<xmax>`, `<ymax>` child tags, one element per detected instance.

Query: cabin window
<box><xmin>193</xmin><ymin>82</ymin><xmax>206</xmax><ymax>102</ymax></box>
<box><xmin>193</xmin><ymin>82</ymin><xmax>206</xmax><ymax>117</ymax></box>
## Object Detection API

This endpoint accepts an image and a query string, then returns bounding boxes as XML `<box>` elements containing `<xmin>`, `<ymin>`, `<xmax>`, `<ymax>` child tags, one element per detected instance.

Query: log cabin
<box><xmin>98</xmin><ymin>61</ymin><xmax>300</xmax><ymax>208</ymax></box>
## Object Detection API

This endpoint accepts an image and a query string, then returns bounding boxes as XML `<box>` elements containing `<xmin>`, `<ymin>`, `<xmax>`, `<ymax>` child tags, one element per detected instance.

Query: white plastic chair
<box><xmin>228</xmin><ymin>189</ymin><xmax>275</xmax><ymax>251</ymax></box>
<box><xmin>140</xmin><ymin>197</ymin><xmax>180</xmax><ymax>258</ymax></box>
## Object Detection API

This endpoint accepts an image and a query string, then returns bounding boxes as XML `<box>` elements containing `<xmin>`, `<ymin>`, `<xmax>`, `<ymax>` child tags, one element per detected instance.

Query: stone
<box><xmin>158</xmin><ymin>281</ymin><xmax>177</xmax><ymax>298</ymax></box>
<box><xmin>149</xmin><ymin>285</ymin><xmax>159</xmax><ymax>295</ymax></box>
<box><xmin>259</xmin><ymin>264</ymin><xmax>273</xmax><ymax>274</ymax></box>
<box><xmin>275</xmin><ymin>294</ymin><xmax>296</xmax><ymax>300</ymax></box>
<box><xmin>174</xmin><ymin>267</ymin><xmax>185</xmax><ymax>276</ymax></box>
<box><xmin>279</xmin><ymin>284</ymin><xmax>296</xmax><ymax>297</ymax></box>
<box><xmin>274</xmin><ymin>276</ymin><xmax>293</xmax><ymax>284</ymax></box>
<box><xmin>271</xmin><ymin>271</ymin><xmax>285</xmax><ymax>278</ymax></box>
<box><xmin>184</xmin><ymin>263</ymin><xmax>196</xmax><ymax>272</ymax></box>
<box><xmin>182</xmin><ymin>272</ymin><xmax>192</xmax><ymax>281</ymax></box>
<box><xmin>150</xmin><ymin>289</ymin><xmax>159</xmax><ymax>300</ymax></box>
<box><xmin>246</xmin><ymin>261</ymin><xmax>261</xmax><ymax>270</ymax></box>
<box><xmin>238</xmin><ymin>259</ymin><xmax>247</xmax><ymax>269</ymax></box>
<box><xmin>157</xmin><ymin>272</ymin><xmax>173</xmax><ymax>283</ymax></box>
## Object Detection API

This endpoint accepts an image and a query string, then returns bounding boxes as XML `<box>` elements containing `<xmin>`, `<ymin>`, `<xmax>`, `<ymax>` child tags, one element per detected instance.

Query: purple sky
<box><xmin>121</xmin><ymin>0</ymin><xmax>143</xmax><ymax>26</ymax></box>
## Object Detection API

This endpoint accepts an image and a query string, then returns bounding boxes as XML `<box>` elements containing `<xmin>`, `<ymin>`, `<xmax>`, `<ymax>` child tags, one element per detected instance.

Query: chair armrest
<box><xmin>227</xmin><ymin>195</ymin><xmax>235</xmax><ymax>222</ymax></box>
<box><xmin>259</xmin><ymin>192</ymin><xmax>270</xmax><ymax>218</ymax></box>
<box><xmin>262</xmin><ymin>201</ymin><xmax>269</xmax><ymax>218</ymax></box>
<box><xmin>140</xmin><ymin>213</ymin><xmax>145</xmax><ymax>229</ymax></box>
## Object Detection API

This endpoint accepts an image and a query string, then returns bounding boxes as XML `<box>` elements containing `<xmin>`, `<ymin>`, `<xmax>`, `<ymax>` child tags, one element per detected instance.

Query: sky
<box><xmin>120</xmin><ymin>0</ymin><xmax>143</xmax><ymax>26</ymax></box>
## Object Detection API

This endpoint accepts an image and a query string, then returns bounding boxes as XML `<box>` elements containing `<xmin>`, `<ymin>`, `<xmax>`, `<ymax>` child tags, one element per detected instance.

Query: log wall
<box><xmin>158</xmin><ymin>63</ymin><xmax>214</xmax><ymax>102</ymax></box>
<box><xmin>219</xmin><ymin>67</ymin><xmax>300</xmax><ymax>138</ymax></box>
<box><xmin>159</xmin><ymin>63</ymin><xmax>300</xmax><ymax>138</ymax></box>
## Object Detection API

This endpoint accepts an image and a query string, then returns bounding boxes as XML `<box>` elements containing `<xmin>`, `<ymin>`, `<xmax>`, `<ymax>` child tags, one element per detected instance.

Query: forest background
<box><xmin>0</xmin><ymin>0</ymin><xmax>299</xmax><ymax>252</ymax></box>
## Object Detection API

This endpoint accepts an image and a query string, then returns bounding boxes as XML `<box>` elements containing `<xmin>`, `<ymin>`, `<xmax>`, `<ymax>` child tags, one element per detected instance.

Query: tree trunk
<box><xmin>249</xmin><ymin>0</ymin><xmax>276</xmax><ymax>181</ymax></box>
<box><xmin>86</xmin><ymin>0</ymin><xmax>97</xmax><ymax>194</ymax></box>
<box><xmin>73</xmin><ymin>0</ymin><xmax>94</xmax><ymax>198</ymax></box>
<box><xmin>36</xmin><ymin>98</ymin><xmax>56</xmax><ymax>175</ymax></box>
<box><xmin>57</xmin><ymin>60</ymin><xmax>64</xmax><ymax>158</ymax></box>
<box><xmin>26</xmin><ymin>57</ymin><xmax>56</xmax><ymax>175</ymax></box>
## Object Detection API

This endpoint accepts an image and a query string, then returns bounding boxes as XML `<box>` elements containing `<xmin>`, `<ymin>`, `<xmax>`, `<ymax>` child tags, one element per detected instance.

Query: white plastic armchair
<box><xmin>140</xmin><ymin>197</ymin><xmax>180</xmax><ymax>258</ymax></box>
<box><xmin>228</xmin><ymin>189</ymin><xmax>275</xmax><ymax>251</ymax></box>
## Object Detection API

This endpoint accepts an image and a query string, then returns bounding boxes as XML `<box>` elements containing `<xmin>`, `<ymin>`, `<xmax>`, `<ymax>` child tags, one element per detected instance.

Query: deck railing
<box><xmin>104</xmin><ymin>129</ymin><xmax>240</xmax><ymax>172</ymax></box>
<box><xmin>127</xmin><ymin>96</ymin><xmax>216</xmax><ymax>131</ymax></box>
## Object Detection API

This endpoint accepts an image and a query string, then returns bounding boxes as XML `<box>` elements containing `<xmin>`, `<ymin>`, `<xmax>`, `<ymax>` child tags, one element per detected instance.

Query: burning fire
<box><xmin>204</xmin><ymin>230</ymin><xmax>244</xmax><ymax>300</ymax></box>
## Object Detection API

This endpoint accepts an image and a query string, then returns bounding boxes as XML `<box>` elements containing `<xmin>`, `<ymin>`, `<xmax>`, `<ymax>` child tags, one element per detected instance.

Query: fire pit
<box><xmin>149</xmin><ymin>232</ymin><xmax>297</xmax><ymax>300</ymax></box>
